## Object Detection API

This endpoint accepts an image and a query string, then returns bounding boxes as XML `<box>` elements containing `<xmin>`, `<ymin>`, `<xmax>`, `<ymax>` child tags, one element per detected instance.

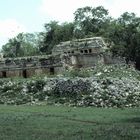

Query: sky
<box><xmin>0</xmin><ymin>0</ymin><xmax>140</xmax><ymax>47</ymax></box>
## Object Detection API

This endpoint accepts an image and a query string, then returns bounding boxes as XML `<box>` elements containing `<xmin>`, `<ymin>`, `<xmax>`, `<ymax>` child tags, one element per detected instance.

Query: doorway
<box><xmin>135</xmin><ymin>57</ymin><xmax>140</xmax><ymax>70</ymax></box>
<box><xmin>22</xmin><ymin>70</ymin><xmax>27</xmax><ymax>78</ymax></box>
<box><xmin>2</xmin><ymin>71</ymin><xmax>6</xmax><ymax>78</ymax></box>
<box><xmin>50</xmin><ymin>67</ymin><xmax>54</xmax><ymax>75</ymax></box>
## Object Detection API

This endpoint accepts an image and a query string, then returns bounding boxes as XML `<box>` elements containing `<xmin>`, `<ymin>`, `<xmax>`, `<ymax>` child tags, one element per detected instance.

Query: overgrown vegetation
<box><xmin>0</xmin><ymin>65</ymin><xmax>139</xmax><ymax>107</ymax></box>
<box><xmin>63</xmin><ymin>64</ymin><xmax>140</xmax><ymax>79</ymax></box>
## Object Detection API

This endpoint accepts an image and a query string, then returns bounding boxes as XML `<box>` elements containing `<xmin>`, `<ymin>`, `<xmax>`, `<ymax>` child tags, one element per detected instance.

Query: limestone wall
<box><xmin>62</xmin><ymin>53</ymin><xmax>103</xmax><ymax>68</ymax></box>
<box><xmin>52</xmin><ymin>37</ymin><xmax>107</xmax><ymax>55</ymax></box>
<box><xmin>0</xmin><ymin>54</ymin><xmax>63</xmax><ymax>78</ymax></box>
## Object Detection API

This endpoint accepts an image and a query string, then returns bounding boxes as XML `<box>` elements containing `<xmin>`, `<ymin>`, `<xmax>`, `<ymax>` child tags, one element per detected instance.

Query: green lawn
<box><xmin>0</xmin><ymin>105</ymin><xmax>139</xmax><ymax>140</ymax></box>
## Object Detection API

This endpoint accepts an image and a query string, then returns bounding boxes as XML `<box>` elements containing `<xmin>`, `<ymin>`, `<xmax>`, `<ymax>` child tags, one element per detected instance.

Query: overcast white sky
<box><xmin>0</xmin><ymin>0</ymin><xmax>140</xmax><ymax>47</ymax></box>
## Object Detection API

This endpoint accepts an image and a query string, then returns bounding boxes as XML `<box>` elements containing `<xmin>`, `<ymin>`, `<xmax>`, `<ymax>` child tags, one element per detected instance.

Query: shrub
<box><xmin>0</xmin><ymin>65</ymin><xmax>139</xmax><ymax>107</ymax></box>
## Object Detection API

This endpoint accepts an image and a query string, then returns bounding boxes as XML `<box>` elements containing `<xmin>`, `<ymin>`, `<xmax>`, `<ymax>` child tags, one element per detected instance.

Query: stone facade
<box><xmin>0</xmin><ymin>37</ymin><xmax>124</xmax><ymax>78</ymax></box>
<box><xmin>52</xmin><ymin>37</ymin><xmax>106</xmax><ymax>55</ymax></box>
<box><xmin>0</xmin><ymin>54</ymin><xmax>62</xmax><ymax>78</ymax></box>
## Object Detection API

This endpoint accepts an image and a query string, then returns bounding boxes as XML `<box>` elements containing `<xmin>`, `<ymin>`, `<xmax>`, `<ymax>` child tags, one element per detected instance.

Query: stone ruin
<box><xmin>0</xmin><ymin>37</ymin><xmax>125</xmax><ymax>78</ymax></box>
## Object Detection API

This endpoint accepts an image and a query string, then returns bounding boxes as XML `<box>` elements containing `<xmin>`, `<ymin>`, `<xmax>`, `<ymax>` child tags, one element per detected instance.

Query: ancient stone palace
<box><xmin>0</xmin><ymin>37</ymin><xmax>124</xmax><ymax>78</ymax></box>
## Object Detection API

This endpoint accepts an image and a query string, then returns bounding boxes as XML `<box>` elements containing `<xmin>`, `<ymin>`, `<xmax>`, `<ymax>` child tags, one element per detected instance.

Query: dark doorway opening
<box><xmin>84</xmin><ymin>50</ymin><xmax>88</xmax><ymax>53</ymax></box>
<box><xmin>22</xmin><ymin>70</ymin><xmax>27</xmax><ymax>78</ymax></box>
<box><xmin>2</xmin><ymin>71</ymin><xmax>6</xmax><ymax>78</ymax></box>
<box><xmin>136</xmin><ymin>57</ymin><xmax>140</xmax><ymax>70</ymax></box>
<box><xmin>89</xmin><ymin>49</ymin><xmax>92</xmax><ymax>53</ymax></box>
<box><xmin>50</xmin><ymin>67</ymin><xmax>54</xmax><ymax>75</ymax></box>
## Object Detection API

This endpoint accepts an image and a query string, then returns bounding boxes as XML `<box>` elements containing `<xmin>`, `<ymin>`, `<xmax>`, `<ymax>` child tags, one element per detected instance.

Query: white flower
<box><xmin>96</xmin><ymin>72</ymin><xmax>102</xmax><ymax>76</ymax></box>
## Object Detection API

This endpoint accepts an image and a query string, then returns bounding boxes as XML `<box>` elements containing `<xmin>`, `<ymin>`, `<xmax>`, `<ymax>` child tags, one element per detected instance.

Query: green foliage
<box><xmin>74</xmin><ymin>6</ymin><xmax>109</xmax><ymax>36</ymax></box>
<box><xmin>63</xmin><ymin>68</ymin><xmax>92</xmax><ymax>78</ymax></box>
<box><xmin>40</xmin><ymin>21</ymin><xmax>75</xmax><ymax>54</ymax></box>
<box><xmin>104</xmin><ymin>12</ymin><xmax>140</xmax><ymax>66</ymax></box>
<box><xmin>2</xmin><ymin>33</ymin><xmax>40</xmax><ymax>57</ymax></box>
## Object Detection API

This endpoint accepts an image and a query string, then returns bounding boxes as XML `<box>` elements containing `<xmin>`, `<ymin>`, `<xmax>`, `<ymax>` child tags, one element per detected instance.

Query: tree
<box><xmin>40</xmin><ymin>21</ymin><xmax>75</xmax><ymax>54</ymax></box>
<box><xmin>104</xmin><ymin>12</ymin><xmax>140</xmax><ymax>66</ymax></box>
<box><xmin>74</xmin><ymin>6</ymin><xmax>109</xmax><ymax>37</ymax></box>
<box><xmin>2</xmin><ymin>33</ymin><xmax>40</xmax><ymax>57</ymax></box>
